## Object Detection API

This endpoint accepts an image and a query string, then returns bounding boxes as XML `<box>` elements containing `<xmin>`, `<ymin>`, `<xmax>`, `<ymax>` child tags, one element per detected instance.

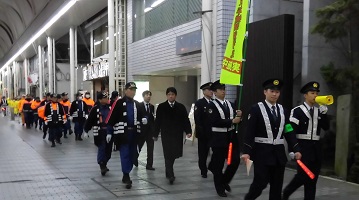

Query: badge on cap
<box><xmin>130</xmin><ymin>83</ymin><xmax>136</xmax><ymax>87</ymax></box>
<box><xmin>273</xmin><ymin>80</ymin><xmax>279</xmax><ymax>85</ymax></box>
<box><xmin>248</xmin><ymin>114</ymin><xmax>251</xmax><ymax>120</ymax></box>
<box><xmin>313</xmin><ymin>83</ymin><xmax>318</xmax><ymax>88</ymax></box>
<box><xmin>208</xmin><ymin>109</ymin><xmax>213</xmax><ymax>114</ymax></box>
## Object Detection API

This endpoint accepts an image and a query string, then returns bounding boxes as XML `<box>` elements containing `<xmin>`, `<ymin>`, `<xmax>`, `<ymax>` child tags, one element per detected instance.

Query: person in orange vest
<box><xmin>60</xmin><ymin>92</ymin><xmax>72</xmax><ymax>138</ymax></box>
<box><xmin>20</xmin><ymin>95</ymin><xmax>34</xmax><ymax>129</ymax></box>
<box><xmin>18</xmin><ymin>94</ymin><xmax>26</xmax><ymax>126</ymax></box>
<box><xmin>70</xmin><ymin>93</ymin><xmax>89</xmax><ymax>141</ymax></box>
<box><xmin>31</xmin><ymin>97</ymin><xmax>42</xmax><ymax>129</ymax></box>
<box><xmin>40</xmin><ymin>93</ymin><xmax>51</xmax><ymax>133</ymax></box>
<box><xmin>38</xmin><ymin>105</ymin><xmax>47</xmax><ymax>139</ymax></box>
<box><xmin>83</xmin><ymin>91</ymin><xmax>95</xmax><ymax>111</ymax></box>
<box><xmin>44</xmin><ymin>94</ymin><xmax>66</xmax><ymax>147</ymax></box>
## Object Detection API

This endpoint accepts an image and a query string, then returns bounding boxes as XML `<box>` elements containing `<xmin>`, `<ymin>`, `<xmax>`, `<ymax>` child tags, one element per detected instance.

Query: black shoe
<box><xmin>64</xmin><ymin>135</ymin><xmax>68</xmax><ymax>138</ymax></box>
<box><xmin>201</xmin><ymin>174</ymin><xmax>207</xmax><ymax>178</ymax></box>
<box><xmin>35</xmin><ymin>125</ymin><xmax>37</xmax><ymax>129</ymax></box>
<box><xmin>106</xmin><ymin>166</ymin><xmax>109</xmax><ymax>171</ymax></box>
<box><xmin>69</xmin><ymin>130</ymin><xmax>73</xmax><ymax>135</ymax></box>
<box><xmin>39</xmin><ymin>127</ymin><xmax>42</xmax><ymax>130</ymax></box>
<box><xmin>78</xmin><ymin>136</ymin><xmax>83</xmax><ymax>141</ymax></box>
<box><xmin>56</xmin><ymin>140</ymin><xmax>62</xmax><ymax>144</ymax></box>
<box><xmin>224</xmin><ymin>184</ymin><xmax>231</xmax><ymax>192</ymax></box>
<box><xmin>51</xmin><ymin>142</ymin><xmax>56</xmax><ymax>147</ymax></box>
<box><xmin>169</xmin><ymin>176</ymin><xmax>175</xmax><ymax>184</ymax></box>
<box><xmin>133</xmin><ymin>160</ymin><xmax>138</xmax><ymax>167</ymax></box>
<box><xmin>217</xmin><ymin>191</ymin><xmax>227</xmax><ymax>197</ymax></box>
<box><xmin>282</xmin><ymin>193</ymin><xmax>289</xmax><ymax>200</ymax></box>
<box><xmin>43</xmin><ymin>134</ymin><xmax>46</xmax><ymax>139</ymax></box>
<box><xmin>146</xmin><ymin>166</ymin><xmax>155</xmax><ymax>170</ymax></box>
<box><xmin>100</xmin><ymin>165</ymin><xmax>107</xmax><ymax>176</ymax></box>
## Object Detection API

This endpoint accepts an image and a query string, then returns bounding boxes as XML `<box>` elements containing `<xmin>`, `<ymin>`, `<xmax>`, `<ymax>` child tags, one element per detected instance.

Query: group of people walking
<box><xmin>1</xmin><ymin>78</ymin><xmax>329</xmax><ymax>199</ymax></box>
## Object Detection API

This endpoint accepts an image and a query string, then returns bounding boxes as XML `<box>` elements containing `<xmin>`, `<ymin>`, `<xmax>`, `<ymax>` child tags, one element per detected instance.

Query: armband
<box><xmin>284</xmin><ymin>124</ymin><xmax>293</xmax><ymax>133</ymax></box>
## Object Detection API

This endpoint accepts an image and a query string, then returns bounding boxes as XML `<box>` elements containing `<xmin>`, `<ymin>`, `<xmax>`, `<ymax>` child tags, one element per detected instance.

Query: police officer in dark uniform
<box><xmin>207</xmin><ymin>80</ymin><xmax>242</xmax><ymax>197</ymax></box>
<box><xmin>194</xmin><ymin>82</ymin><xmax>213</xmax><ymax>178</ymax></box>
<box><xmin>106</xmin><ymin>82</ymin><xmax>145</xmax><ymax>189</ymax></box>
<box><xmin>282</xmin><ymin>81</ymin><xmax>330</xmax><ymax>200</ymax></box>
<box><xmin>242</xmin><ymin>79</ymin><xmax>302</xmax><ymax>200</ymax></box>
<box><xmin>44</xmin><ymin>94</ymin><xmax>66</xmax><ymax>147</ymax></box>
<box><xmin>22</xmin><ymin>95</ymin><xmax>34</xmax><ymax>129</ymax></box>
<box><xmin>70</xmin><ymin>93</ymin><xmax>89</xmax><ymax>141</ymax></box>
<box><xmin>84</xmin><ymin>91</ymin><xmax>113</xmax><ymax>176</ymax></box>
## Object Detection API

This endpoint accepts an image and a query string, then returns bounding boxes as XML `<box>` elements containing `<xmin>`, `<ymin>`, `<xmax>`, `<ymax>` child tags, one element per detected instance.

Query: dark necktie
<box><xmin>271</xmin><ymin>105</ymin><xmax>278</xmax><ymax>121</ymax></box>
<box><xmin>170</xmin><ymin>103</ymin><xmax>174</xmax><ymax>108</ymax></box>
<box><xmin>223</xmin><ymin>101</ymin><xmax>229</xmax><ymax>112</ymax></box>
<box><xmin>310</xmin><ymin>107</ymin><xmax>314</xmax><ymax>117</ymax></box>
<box><xmin>146</xmin><ymin>103</ymin><xmax>150</xmax><ymax>114</ymax></box>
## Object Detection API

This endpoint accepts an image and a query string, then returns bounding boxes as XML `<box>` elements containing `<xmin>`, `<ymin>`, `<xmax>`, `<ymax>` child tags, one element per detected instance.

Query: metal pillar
<box><xmin>47</xmin><ymin>37</ymin><xmax>53</xmax><ymax>93</ymax></box>
<box><xmin>38</xmin><ymin>45</ymin><xmax>44</xmax><ymax>96</ymax></box>
<box><xmin>108</xmin><ymin>0</ymin><xmax>115</xmax><ymax>93</ymax></box>
<box><xmin>74</xmin><ymin>27</ymin><xmax>78</xmax><ymax>93</ymax></box>
<box><xmin>53</xmin><ymin>38</ymin><xmax>56</xmax><ymax>93</ymax></box>
<box><xmin>13</xmin><ymin>61</ymin><xmax>17</xmax><ymax>97</ymax></box>
<box><xmin>24</xmin><ymin>59</ymin><xmax>29</xmax><ymax>94</ymax></box>
<box><xmin>70</xmin><ymin>27</ymin><xmax>75</xmax><ymax>101</ymax></box>
<box><xmin>201</xmin><ymin>0</ymin><xmax>213</xmax><ymax>84</ymax></box>
<box><xmin>211</xmin><ymin>0</ymin><xmax>217</xmax><ymax>82</ymax></box>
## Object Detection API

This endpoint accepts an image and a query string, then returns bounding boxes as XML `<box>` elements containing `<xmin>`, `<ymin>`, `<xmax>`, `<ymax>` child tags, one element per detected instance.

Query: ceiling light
<box><xmin>151</xmin><ymin>0</ymin><xmax>165</xmax><ymax>8</ymax></box>
<box><xmin>0</xmin><ymin>0</ymin><xmax>77</xmax><ymax>70</ymax></box>
<box><xmin>144</xmin><ymin>7</ymin><xmax>152</xmax><ymax>13</ymax></box>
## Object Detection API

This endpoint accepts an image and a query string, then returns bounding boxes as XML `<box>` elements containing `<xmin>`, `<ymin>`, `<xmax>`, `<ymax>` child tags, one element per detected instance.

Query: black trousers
<box><xmin>208</xmin><ymin>146</ymin><xmax>240</xmax><ymax>193</ymax></box>
<box><xmin>165</xmin><ymin>158</ymin><xmax>176</xmax><ymax>178</ymax></box>
<box><xmin>283</xmin><ymin>159</ymin><xmax>321</xmax><ymax>200</ymax></box>
<box><xmin>245</xmin><ymin>163</ymin><xmax>285</xmax><ymax>200</ymax></box>
<box><xmin>138</xmin><ymin>132</ymin><xmax>154</xmax><ymax>167</ymax></box>
<box><xmin>198</xmin><ymin>138</ymin><xmax>210</xmax><ymax>175</ymax></box>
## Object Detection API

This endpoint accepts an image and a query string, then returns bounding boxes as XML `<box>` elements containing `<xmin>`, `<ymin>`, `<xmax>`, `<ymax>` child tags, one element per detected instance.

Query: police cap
<box><xmin>262</xmin><ymin>79</ymin><xmax>283</xmax><ymax>90</ymax></box>
<box><xmin>97</xmin><ymin>91</ymin><xmax>108</xmax><ymax>99</ymax></box>
<box><xmin>125</xmin><ymin>82</ymin><xmax>137</xmax><ymax>89</ymax></box>
<box><xmin>61</xmin><ymin>92</ymin><xmax>68</xmax><ymax>97</ymax></box>
<box><xmin>200</xmin><ymin>82</ymin><xmax>213</xmax><ymax>90</ymax></box>
<box><xmin>300</xmin><ymin>81</ymin><xmax>320</xmax><ymax>94</ymax></box>
<box><xmin>210</xmin><ymin>80</ymin><xmax>225</xmax><ymax>91</ymax></box>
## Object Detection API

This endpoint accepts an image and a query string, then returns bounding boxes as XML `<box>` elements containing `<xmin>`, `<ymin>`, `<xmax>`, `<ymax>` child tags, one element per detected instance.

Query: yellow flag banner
<box><xmin>220</xmin><ymin>0</ymin><xmax>249</xmax><ymax>85</ymax></box>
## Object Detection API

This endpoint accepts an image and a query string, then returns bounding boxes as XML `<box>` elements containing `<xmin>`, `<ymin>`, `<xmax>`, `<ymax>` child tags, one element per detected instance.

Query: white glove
<box><xmin>106</xmin><ymin>134</ymin><xmax>112</xmax><ymax>143</ymax></box>
<box><xmin>319</xmin><ymin>105</ymin><xmax>328</xmax><ymax>114</ymax></box>
<box><xmin>45</xmin><ymin>121</ymin><xmax>48</xmax><ymax>125</ymax></box>
<box><xmin>84</xmin><ymin>132</ymin><xmax>89</xmax><ymax>138</ymax></box>
<box><xmin>63</xmin><ymin>120</ymin><xmax>67</xmax><ymax>124</ymax></box>
<box><xmin>85</xmin><ymin>114</ymin><xmax>88</xmax><ymax>119</ymax></box>
<box><xmin>142</xmin><ymin>117</ymin><xmax>148</xmax><ymax>125</ymax></box>
<box><xmin>152</xmin><ymin>137</ymin><xmax>158</xmax><ymax>141</ymax></box>
<box><xmin>69</xmin><ymin>116</ymin><xmax>73</xmax><ymax>120</ymax></box>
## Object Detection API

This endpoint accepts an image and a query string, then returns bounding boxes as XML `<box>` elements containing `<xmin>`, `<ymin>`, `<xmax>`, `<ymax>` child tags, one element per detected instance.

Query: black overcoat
<box><xmin>154</xmin><ymin>101</ymin><xmax>191</xmax><ymax>160</ymax></box>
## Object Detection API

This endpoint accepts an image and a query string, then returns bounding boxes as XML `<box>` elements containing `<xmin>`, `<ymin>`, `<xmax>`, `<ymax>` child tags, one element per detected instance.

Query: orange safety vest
<box><xmin>31</xmin><ymin>101</ymin><xmax>41</xmax><ymax>110</ymax></box>
<box><xmin>38</xmin><ymin>106</ymin><xmax>45</xmax><ymax>119</ymax></box>
<box><xmin>83</xmin><ymin>98</ymin><xmax>95</xmax><ymax>107</ymax></box>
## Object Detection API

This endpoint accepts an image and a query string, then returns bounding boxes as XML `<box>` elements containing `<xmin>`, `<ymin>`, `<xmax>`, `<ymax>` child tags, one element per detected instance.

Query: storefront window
<box><xmin>132</xmin><ymin>0</ymin><xmax>202</xmax><ymax>42</ymax></box>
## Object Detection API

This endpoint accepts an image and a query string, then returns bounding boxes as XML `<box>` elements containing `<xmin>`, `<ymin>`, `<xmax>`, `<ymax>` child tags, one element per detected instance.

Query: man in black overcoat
<box><xmin>154</xmin><ymin>87</ymin><xmax>192</xmax><ymax>184</ymax></box>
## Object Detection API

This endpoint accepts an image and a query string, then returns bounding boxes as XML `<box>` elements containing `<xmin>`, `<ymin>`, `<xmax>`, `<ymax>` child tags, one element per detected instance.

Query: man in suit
<box><xmin>242</xmin><ymin>79</ymin><xmax>302</xmax><ymax>200</ymax></box>
<box><xmin>154</xmin><ymin>87</ymin><xmax>192</xmax><ymax>185</ymax></box>
<box><xmin>137</xmin><ymin>90</ymin><xmax>155</xmax><ymax>170</ymax></box>
<box><xmin>194</xmin><ymin>82</ymin><xmax>213</xmax><ymax>178</ymax></box>
<box><xmin>207</xmin><ymin>80</ymin><xmax>242</xmax><ymax>197</ymax></box>
<box><xmin>282</xmin><ymin>81</ymin><xmax>330</xmax><ymax>200</ymax></box>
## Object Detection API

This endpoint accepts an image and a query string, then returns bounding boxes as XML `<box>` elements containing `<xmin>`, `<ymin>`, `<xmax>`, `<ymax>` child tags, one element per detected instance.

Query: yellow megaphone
<box><xmin>315</xmin><ymin>95</ymin><xmax>334</xmax><ymax>105</ymax></box>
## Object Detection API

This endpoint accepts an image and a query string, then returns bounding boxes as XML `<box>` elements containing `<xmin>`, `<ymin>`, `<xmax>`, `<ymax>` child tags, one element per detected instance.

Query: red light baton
<box><xmin>297</xmin><ymin>160</ymin><xmax>315</xmax><ymax>179</ymax></box>
<box><xmin>227</xmin><ymin>142</ymin><xmax>233</xmax><ymax>165</ymax></box>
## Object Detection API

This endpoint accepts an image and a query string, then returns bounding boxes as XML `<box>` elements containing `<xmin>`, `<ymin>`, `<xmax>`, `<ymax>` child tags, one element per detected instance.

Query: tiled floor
<box><xmin>0</xmin><ymin>116</ymin><xmax>358</xmax><ymax>199</ymax></box>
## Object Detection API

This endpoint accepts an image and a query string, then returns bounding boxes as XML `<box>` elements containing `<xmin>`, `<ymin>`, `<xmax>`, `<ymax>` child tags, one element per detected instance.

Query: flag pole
<box><xmin>227</xmin><ymin>0</ymin><xmax>252</xmax><ymax>165</ymax></box>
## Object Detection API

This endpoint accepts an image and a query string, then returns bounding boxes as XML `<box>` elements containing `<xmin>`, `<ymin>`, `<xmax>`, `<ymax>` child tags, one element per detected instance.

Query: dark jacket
<box><xmin>194</xmin><ymin>97</ymin><xmax>211</xmax><ymax>140</ymax></box>
<box><xmin>84</xmin><ymin>104</ymin><xmax>112</xmax><ymax>146</ymax></box>
<box><xmin>138</xmin><ymin>101</ymin><xmax>155</xmax><ymax>137</ymax></box>
<box><xmin>243</xmin><ymin>101</ymin><xmax>300</xmax><ymax>166</ymax></box>
<box><xmin>106</xmin><ymin>96</ymin><xmax>143</xmax><ymax>147</ymax></box>
<box><xmin>44</xmin><ymin>102</ymin><xmax>65</xmax><ymax>128</ymax></box>
<box><xmin>70</xmin><ymin>100</ymin><xmax>89</xmax><ymax>123</ymax></box>
<box><xmin>289</xmin><ymin>104</ymin><xmax>329</xmax><ymax>162</ymax></box>
<box><xmin>154</xmin><ymin>101</ymin><xmax>191</xmax><ymax>160</ymax></box>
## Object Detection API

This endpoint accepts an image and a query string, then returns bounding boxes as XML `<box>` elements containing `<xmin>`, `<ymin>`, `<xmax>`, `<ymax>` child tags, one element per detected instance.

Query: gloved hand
<box><xmin>142</xmin><ymin>117</ymin><xmax>148</xmax><ymax>125</ymax></box>
<box><xmin>85</xmin><ymin>115</ymin><xmax>88</xmax><ymax>119</ymax></box>
<box><xmin>63</xmin><ymin>120</ymin><xmax>67</xmax><ymax>124</ymax></box>
<box><xmin>152</xmin><ymin>137</ymin><xmax>158</xmax><ymax>141</ymax></box>
<box><xmin>319</xmin><ymin>105</ymin><xmax>328</xmax><ymax>114</ymax></box>
<box><xmin>106</xmin><ymin>134</ymin><xmax>112</xmax><ymax>143</ymax></box>
<box><xmin>84</xmin><ymin>132</ymin><xmax>89</xmax><ymax>138</ymax></box>
<box><xmin>45</xmin><ymin>121</ymin><xmax>48</xmax><ymax>125</ymax></box>
<box><xmin>69</xmin><ymin>116</ymin><xmax>73</xmax><ymax>120</ymax></box>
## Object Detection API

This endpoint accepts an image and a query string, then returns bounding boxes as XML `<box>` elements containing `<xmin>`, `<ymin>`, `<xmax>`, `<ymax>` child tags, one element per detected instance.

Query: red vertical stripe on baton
<box><xmin>297</xmin><ymin>160</ymin><xmax>315</xmax><ymax>179</ymax></box>
<box><xmin>227</xmin><ymin>142</ymin><xmax>233</xmax><ymax>165</ymax></box>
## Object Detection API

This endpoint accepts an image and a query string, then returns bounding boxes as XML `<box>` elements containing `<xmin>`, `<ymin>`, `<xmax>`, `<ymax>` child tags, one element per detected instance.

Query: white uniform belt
<box><xmin>296</xmin><ymin>134</ymin><xmax>320</xmax><ymax>141</ymax></box>
<box><xmin>212</xmin><ymin>127</ymin><xmax>233</xmax><ymax>132</ymax></box>
<box><xmin>254</xmin><ymin>137</ymin><xmax>284</xmax><ymax>145</ymax></box>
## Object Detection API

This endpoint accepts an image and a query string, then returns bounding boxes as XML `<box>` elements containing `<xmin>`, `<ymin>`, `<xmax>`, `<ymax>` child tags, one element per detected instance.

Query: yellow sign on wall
<box><xmin>220</xmin><ymin>0</ymin><xmax>249</xmax><ymax>85</ymax></box>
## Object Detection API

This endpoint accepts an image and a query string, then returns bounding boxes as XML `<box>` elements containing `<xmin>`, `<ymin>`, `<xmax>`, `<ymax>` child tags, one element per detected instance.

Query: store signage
<box><xmin>83</xmin><ymin>62</ymin><xmax>109</xmax><ymax>81</ymax></box>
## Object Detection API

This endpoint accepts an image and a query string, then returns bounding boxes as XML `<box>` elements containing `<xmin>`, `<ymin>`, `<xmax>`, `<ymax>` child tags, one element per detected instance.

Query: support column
<box><xmin>13</xmin><ymin>61</ymin><xmax>17</xmax><ymax>97</ymax></box>
<box><xmin>38</xmin><ymin>45</ymin><xmax>43</xmax><ymax>97</ymax></box>
<box><xmin>211</xmin><ymin>0</ymin><xmax>217</xmax><ymax>82</ymax></box>
<box><xmin>108</xmin><ymin>0</ymin><xmax>115</xmax><ymax>93</ymax></box>
<box><xmin>7</xmin><ymin>66</ymin><xmax>12</xmax><ymax>98</ymax></box>
<box><xmin>201</xmin><ymin>0</ymin><xmax>213</xmax><ymax>85</ymax></box>
<box><xmin>70</xmin><ymin>27</ymin><xmax>75</xmax><ymax>101</ymax></box>
<box><xmin>74</xmin><ymin>27</ymin><xmax>78</xmax><ymax>93</ymax></box>
<box><xmin>24</xmin><ymin>59</ymin><xmax>29</xmax><ymax>95</ymax></box>
<box><xmin>47</xmin><ymin>37</ymin><xmax>53</xmax><ymax>93</ymax></box>
<box><xmin>53</xmin><ymin>38</ymin><xmax>56</xmax><ymax>93</ymax></box>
